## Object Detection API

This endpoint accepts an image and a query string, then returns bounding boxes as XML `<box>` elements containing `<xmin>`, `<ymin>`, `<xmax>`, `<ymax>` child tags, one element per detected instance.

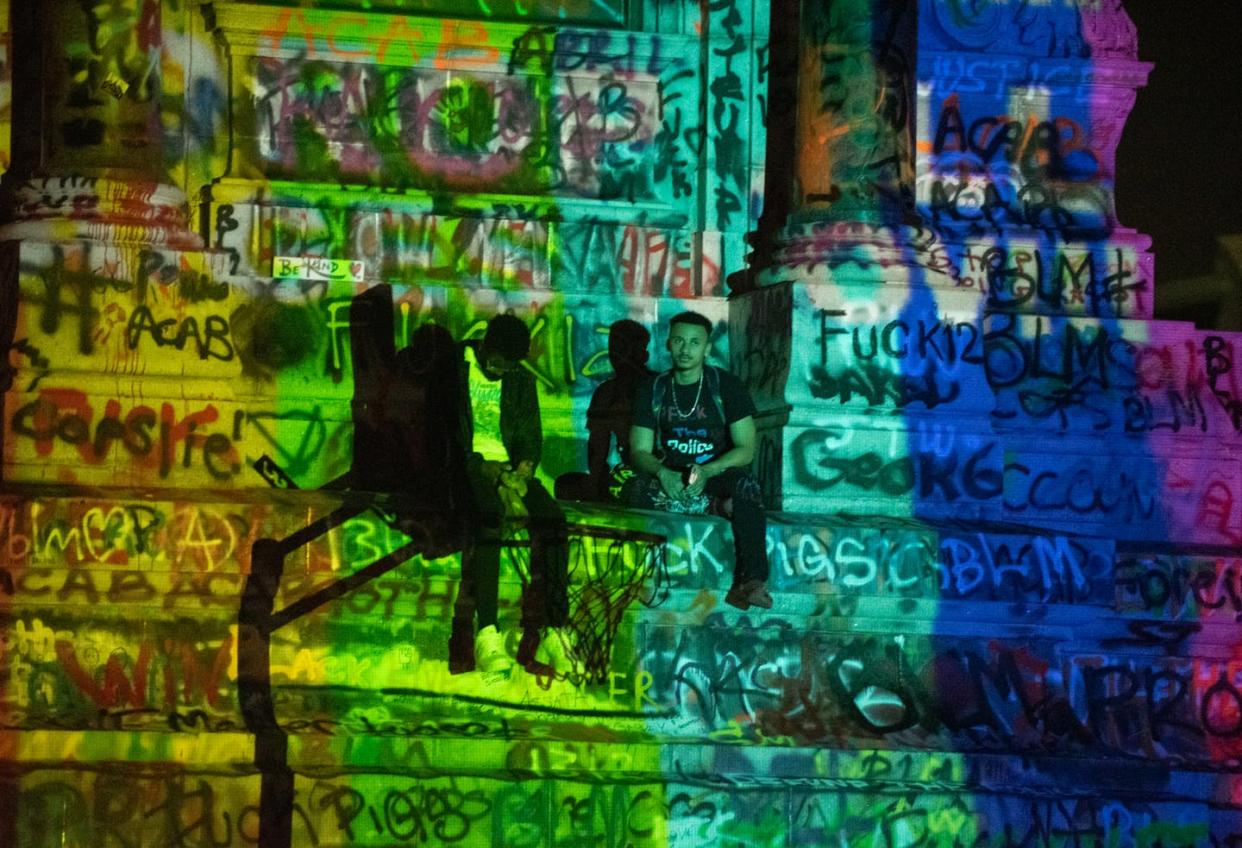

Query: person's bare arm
<box><xmin>587</xmin><ymin>426</ymin><xmax>611</xmax><ymax>485</ymax></box>
<box><xmin>685</xmin><ymin>416</ymin><xmax>755</xmax><ymax>496</ymax></box>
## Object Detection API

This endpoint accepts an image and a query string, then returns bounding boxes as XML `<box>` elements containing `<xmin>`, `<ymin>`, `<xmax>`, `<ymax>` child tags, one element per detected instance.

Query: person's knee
<box><xmin>730</xmin><ymin>472</ymin><xmax>764</xmax><ymax>504</ymax></box>
<box><xmin>622</xmin><ymin>473</ymin><xmax>658</xmax><ymax>508</ymax></box>
<box><xmin>535</xmin><ymin>521</ymin><xmax>569</xmax><ymax>547</ymax></box>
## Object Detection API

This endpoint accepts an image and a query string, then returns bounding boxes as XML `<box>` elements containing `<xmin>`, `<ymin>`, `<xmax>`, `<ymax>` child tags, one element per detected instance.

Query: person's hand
<box><xmin>498</xmin><ymin>468</ymin><xmax>528</xmax><ymax>497</ymax></box>
<box><xmin>657</xmin><ymin>466</ymin><xmax>684</xmax><ymax>498</ymax></box>
<box><xmin>684</xmin><ymin>463</ymin><xmax>713</xmax><ymax>497</ymax></box>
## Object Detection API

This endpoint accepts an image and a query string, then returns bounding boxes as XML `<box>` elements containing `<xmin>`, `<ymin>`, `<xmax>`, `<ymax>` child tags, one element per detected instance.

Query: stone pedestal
<box><xmin>732</xmin><ymin>0</ymin><xmax>1227</xmax><ymax>541</ymax></box>
<box><xmin>0</xmin><ymin>0</ymin><xmax>201</xmax><ymax>248</ymax></box>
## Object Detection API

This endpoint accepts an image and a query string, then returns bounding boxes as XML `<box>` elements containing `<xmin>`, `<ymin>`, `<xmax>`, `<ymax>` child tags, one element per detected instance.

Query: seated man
<box><xmin>586</xmin><ymin>320</ymin><xmax>656</xmax><ymax>500</ymax></box>
<box><xmin>626</xmin><ymin>311</ymin><xmax>772</xmax><ymax>610</ymax></box>
<box><xmin>449</xmin><ymin>313</ymin><xmax>573</xmax><ymax>675</ymax></box>
<box><xmin>558</xmin><ymin>319</ymin><xmax>655</xmax><ymax>502</ymax></box>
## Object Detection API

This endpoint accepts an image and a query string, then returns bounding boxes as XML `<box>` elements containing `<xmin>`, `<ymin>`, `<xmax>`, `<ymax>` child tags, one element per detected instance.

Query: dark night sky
<box><xmin>1115</xmin><ymin>0</ymin><xmax>1242</xmax><ymax>281</ymax></box>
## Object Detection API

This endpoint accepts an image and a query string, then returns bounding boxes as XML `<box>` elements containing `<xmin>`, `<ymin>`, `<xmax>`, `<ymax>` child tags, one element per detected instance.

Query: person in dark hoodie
<box><xmin>448</xmin><ymin>313</ymin><xmax>573</xmax><ymax>676</ymax></box>
<box><xmin>585</xmin><ymin>319</ymin><xmax>655</xmax><ymax>501</ymax></box>
<box><xmin>556</xmin><ymin>319</ymin><xmax>655</xmax><ymax>503</ymax></box>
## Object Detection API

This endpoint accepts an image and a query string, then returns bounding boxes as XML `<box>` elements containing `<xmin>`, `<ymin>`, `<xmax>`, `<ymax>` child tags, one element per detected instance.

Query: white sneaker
<box><xmin>535</xmin><ymin>627</ymin><xmax>579</xmax><ymax>676</ymax></box>
<box><xmin>474</xmin><ymin>625</ymin><xmax>511</xmax><ymax>674</ymax></box>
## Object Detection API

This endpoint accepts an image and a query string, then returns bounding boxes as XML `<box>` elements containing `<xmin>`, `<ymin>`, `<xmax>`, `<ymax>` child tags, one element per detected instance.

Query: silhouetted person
<box><xmin>391</xmin><ymin>322</ymin><xmax>471</xmax><ymax>549</ymax></box>
<box><xmin>449</xmin><ymin>313</ymin><xmax>573</xmax><ymax>676</ymax></box>
<box><xmin>347</xmin><ymin>284</ymin><xmax>401</xmax><ymax>492</ymax></box>
<box><xmin>557</xmin><ymin>319</ymin><xmax>655</xmax><ymax>502</ymax></box>
<box><xmin>347</xmin><ymin>287</ymin><xmax>467</xmax><ymax>550</ymax></box>
<box><xmin>627</xmin><ymin>311</ymin><xmax>772</xmax><ymax>610</ymax></box>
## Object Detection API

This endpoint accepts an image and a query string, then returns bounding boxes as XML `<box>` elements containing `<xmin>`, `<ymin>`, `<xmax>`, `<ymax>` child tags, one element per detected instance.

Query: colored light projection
<box><xmin>1</xmin><ymin>0</ymin><xmax>1241</xmax><ymax>846</ymax></box>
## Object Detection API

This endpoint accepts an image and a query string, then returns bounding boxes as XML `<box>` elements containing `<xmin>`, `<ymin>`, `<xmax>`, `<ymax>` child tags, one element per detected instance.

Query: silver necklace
<box><xmin>670</xmin><ymin>371</ymin><xmax>704</xmax><ymax>418</ymax></box>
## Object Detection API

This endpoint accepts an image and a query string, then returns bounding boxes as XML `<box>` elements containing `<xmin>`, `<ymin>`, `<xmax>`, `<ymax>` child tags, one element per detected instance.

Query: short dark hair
<box><xmin>668</xmin><ymin>311</ymin><xmax>713</xmax><ymax>335</ymax></box>
<box><xmin>608</xmin><ymin>319</ymin><xmax>650</xmax><ymax>367</ymax></box>
<box><xmin>483</xmin><ymin>313</ymin><xmax>531</xmax><ymax>362</ymax></box>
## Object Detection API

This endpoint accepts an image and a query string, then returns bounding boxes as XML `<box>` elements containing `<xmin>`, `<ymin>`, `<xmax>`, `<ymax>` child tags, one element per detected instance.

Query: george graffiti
<box><xmin>789</xmin><ymin>427</ymin><xmax>1002</xmax><ymax>506</ymax></box>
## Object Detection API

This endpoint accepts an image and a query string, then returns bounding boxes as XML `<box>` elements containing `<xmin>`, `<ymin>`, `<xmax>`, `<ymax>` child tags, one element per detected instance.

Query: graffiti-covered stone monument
<box><xmin>1</xmin><ymin>0</ymin><xmax>1239</xmax><ymax>845</ymax></box>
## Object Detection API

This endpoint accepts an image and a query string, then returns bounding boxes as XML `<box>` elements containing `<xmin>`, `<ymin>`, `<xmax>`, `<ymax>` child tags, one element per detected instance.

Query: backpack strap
<box><xmin>650</xmin><ymin>371</ymin><xmax>669</xmax><ymax>423</ymax></box>
<box><xmin>650</xmin><ymin>372</ymin><xmax>669</xmax><ymax>459</ymax></box>
<box><xmin>702</xmin><ymin>365</ymin><xmax>726</xmax><ymax>423</ymax></box>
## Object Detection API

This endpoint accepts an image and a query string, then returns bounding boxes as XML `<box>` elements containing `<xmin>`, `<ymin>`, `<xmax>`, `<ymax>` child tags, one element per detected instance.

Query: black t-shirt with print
<box><xmin>632</xmin><ymin>368</ymin><xmax>756</xmax><ymax>469</ymax></box>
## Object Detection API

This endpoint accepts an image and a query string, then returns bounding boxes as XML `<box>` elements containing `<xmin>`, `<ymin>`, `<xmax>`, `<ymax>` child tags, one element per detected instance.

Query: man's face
<box><xmin>667</xmin><ymin>323</ymin><xmax>710</xmax><ymax>372</ymax></box>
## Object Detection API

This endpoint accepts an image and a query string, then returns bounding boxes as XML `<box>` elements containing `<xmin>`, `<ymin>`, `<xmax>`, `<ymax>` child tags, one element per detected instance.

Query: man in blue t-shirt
<box><xmin>628</xmin><ymin>311</ymin><xmax>772</xmax><ymax>610</ymax></box>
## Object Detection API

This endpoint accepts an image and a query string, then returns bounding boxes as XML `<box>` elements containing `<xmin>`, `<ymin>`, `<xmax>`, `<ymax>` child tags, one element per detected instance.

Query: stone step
<box><xmin>767</xmin><ymin>418</ymin><xmax>1242</xmax><ymax>543</ymax></box>
<box><xmin>4</xmin><ymin>747</ymin><xmax>1228</xmax><ymax>848</ymax></box>
<box><xmin>1</xmin><ymin>730</ymin><xmax>1225</xmax><ymax>803</ymax></box>
<box><xmin>3</xmin><ymin>486</ymin><xmax>1241</xmax><ymax>771</ymax></box>
<box><xmin>4</xmin><ymin>235</ymin><xmax>732</xmax><ymax>392</ymax></box>
<box><xmin>7</xmin><ymin>484</ymin><xmax>1234</xmax><ymax>614</ymax></box>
